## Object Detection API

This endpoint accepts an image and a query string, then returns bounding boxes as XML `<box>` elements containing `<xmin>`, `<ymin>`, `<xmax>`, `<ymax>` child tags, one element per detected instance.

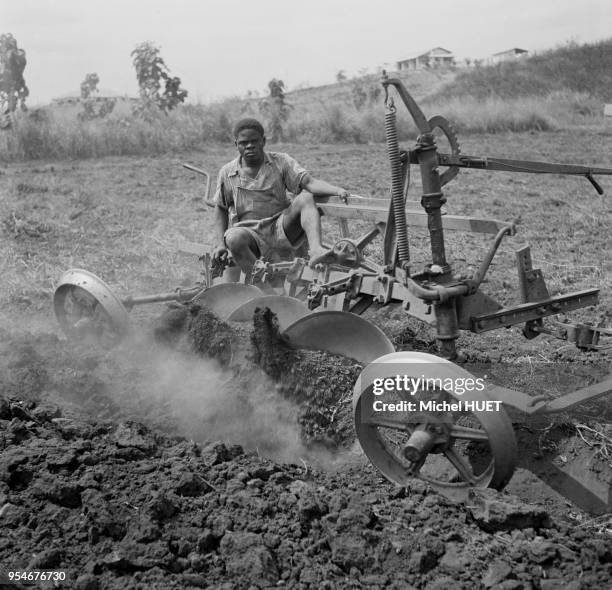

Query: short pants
<box><xmin>224</xmin><ymin>210</ymin><xmax>307</xmax><ymax>262</ymax></box>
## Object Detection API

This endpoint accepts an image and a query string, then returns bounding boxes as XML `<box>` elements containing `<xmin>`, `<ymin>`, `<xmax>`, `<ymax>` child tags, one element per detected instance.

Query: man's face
<box><xmin>235</xmin><ymin>128</ymin><xmax>265</xmax><ymax>166</ymax></box>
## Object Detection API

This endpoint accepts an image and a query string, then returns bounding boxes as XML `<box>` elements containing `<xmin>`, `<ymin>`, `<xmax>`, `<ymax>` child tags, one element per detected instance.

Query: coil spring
<box><xmin>385</xmin><ymin>106</ymin><xmax>410</xmax><ymax>264</ymax></box>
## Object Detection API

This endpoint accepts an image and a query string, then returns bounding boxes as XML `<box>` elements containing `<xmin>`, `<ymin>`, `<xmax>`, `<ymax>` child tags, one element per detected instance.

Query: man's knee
<box><xmin>224</xmin><ymin>228</ymin><xmax>257</xmax><ymax>254</ymax></box>
<box><xmin>292</xmin><ymin>191</ymin><xmax>316</xmax><ymax>210</ymax></box>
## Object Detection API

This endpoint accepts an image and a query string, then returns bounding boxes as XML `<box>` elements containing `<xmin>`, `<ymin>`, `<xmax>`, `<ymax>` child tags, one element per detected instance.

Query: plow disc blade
<box><xmin>227</xmin><ymin>295</ymin><xmax>309</xmax><ymax>331</ymax></box>
<box><xmin>193</xmin><ymin>283</ymin><xmax>263</xmax><ymax>320</ymax></box>
<box><xmin>282</xmin><ymin>311</ymin><xmax>395</xmax><ymax>365</ymax></box>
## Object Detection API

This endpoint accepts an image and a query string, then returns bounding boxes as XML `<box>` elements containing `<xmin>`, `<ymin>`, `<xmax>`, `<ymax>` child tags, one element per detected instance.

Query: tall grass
<box><xmin>0</xmin><ymin>101</ymin><xmax>245</xmax><ymax>161</ymax></box>
<box><xmin>422</xmin><ymin>90</ymin><xmax>603</xmax><ymax>134</ymax></box>
<box><xmin>284</xmin><ymin>89</ymin><xmax>604</xmax><ymax>141</ymax></box>
<box><xmin>0</xmin><ymin>90</ymin><xmax>602</xmax><ymax>162</ymax></box>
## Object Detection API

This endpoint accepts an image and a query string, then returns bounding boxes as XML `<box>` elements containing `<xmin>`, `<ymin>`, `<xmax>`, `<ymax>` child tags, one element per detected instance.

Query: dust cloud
<box><xmin>98</xmin><ymin>332</ymin><xmax>322</xmax><ymax>465</ymax></box>
<box><xmin>0</xmin><ymin>317</ymin><xmax>359</xmax><ymax>469</ymax></box>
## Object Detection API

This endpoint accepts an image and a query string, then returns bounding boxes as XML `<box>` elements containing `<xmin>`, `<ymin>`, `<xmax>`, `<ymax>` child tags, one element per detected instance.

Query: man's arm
<box><xmin>211</xmin><ymin>169</ymin><xmax>231</xmax><ymax>261</ymax></box>
<box><xmin>278</xmin><ymin>153</ymin><xmax>350</xmax><ymax>201</ymax></box>
<box><xmin>301</xmin><ymin>175</ymin><xmax>350</xmax><ymax>201</ymax></box>
<box><xmin>214</xmin><ymin>204</ymin><xmax>229</xmax><ymax>245</ymax></box>
<box><xmin>212</xmin><ymin>204</ymin><xmax>229</xmax><ymax>261</ymax></box>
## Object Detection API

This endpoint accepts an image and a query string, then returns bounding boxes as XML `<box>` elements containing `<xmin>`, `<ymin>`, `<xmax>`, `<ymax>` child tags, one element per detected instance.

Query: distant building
<box><xmin>396</xmin><ymin>48</ymin><xmax>455</xmax><ymax>71</ymax></box>
<box><xmin>489</xmin><ymin>48</ymin><xmax>528</xmax><ymax>64</ymax></box>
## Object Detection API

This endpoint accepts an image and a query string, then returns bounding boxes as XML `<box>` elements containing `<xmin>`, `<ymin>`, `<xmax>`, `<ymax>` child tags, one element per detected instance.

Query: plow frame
<box><xmin>55</xmin><ymin>75</ymin><xmax>612</xmax><ymax>416</ymax></box>
<box><xmin>53</xmin><ymin>75</ymin><xmax>612</xmax><ymax>502</ymax></box>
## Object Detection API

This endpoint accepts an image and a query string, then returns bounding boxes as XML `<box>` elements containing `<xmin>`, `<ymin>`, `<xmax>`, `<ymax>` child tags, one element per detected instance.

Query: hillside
<box><xmin>272</xmin><ymin>37</ymin><xmax>612</xmax><ymax>114</ymax></box>
<box><xmin>431</xmin><ymin>38</ymin><xmax>612</xmax><ymax>101</ymax></box>
<box><xmin>285</xmin><ymin>68</ymin><xmax>457</xmax><ymax>108</ymax></box>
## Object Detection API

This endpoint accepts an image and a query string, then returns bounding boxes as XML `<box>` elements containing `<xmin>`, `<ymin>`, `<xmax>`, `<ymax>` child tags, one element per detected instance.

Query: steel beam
<box><xmin>471</xmin><ymin>289</ymin><xmax>600</xmax><ymax>332</ymax></box>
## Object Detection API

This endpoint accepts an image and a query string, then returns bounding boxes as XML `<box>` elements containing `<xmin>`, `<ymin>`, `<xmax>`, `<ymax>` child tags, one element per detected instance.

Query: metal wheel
<box><xmin>54</xmin><ymin>269</ymin><xmax>130</xmax><ymax>345</ymax></box>
<box><xmin>227</xmin><ymin>295</ymin><xmax>309</xmax><ymax>331</ymax></box>
<box><xmin>353</xmin><ymin>351</ymin><xmax>517</xmax><ymax>494</ymax></box>
<box><xmin>282</xmin><ymin>311</ymin><xmax>395</xmax><ymax>365</ymax></box>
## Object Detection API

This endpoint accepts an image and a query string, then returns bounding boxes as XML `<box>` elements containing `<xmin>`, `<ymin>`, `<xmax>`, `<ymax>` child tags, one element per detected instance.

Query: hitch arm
<box><xmin>121</xmin><ymin>286</ymin><xmax>205</xmax><ymax>309</ymax></box>
<box><xmin>433</xmin><ymin>153</ymin><xmax>612</xmax><ymax>195</ymax></box>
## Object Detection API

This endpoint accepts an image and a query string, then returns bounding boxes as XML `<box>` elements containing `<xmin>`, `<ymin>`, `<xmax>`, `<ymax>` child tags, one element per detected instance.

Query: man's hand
<box><xmin>337</xmin><ymin>189</ymin><xmax>350</xmax><ymax>204</ymax></box>
<box><xmin>211</xmin><ymin>245</ymin><xmax>228</xmax><ymax>264</ymax></box>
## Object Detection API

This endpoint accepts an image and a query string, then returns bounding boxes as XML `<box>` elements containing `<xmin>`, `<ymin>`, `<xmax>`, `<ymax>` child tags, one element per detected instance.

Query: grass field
<box><xmin>2</xmin><ymin>127</ymin><xmax>611</xmax><ymax>345</ymax></box>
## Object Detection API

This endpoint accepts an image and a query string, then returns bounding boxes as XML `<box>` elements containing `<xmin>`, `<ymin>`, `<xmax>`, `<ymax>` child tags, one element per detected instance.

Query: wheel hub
<box><xmin>402</xmin><ymin>419</ymin><xmax>452</xmax><ymax>462</ymax></box>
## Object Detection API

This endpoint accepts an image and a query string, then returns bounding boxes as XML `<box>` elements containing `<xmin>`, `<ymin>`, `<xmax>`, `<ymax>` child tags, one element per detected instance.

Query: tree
<box><xmin>336</xmin><ymin>70</ymin><xmax>347</xmax><ymax>83</ymax></box>
<box><xmin>259</xmin><ymin>78</ymin><xmax>291</xmax><ymax>142</ymax></box>
<box><xmin>0</xmin><ymin>33</ymin><xmax>29</xmax><ymax>115</ymax></box>
<box><xmin>80</xmin><ymin>73</ymin><xmax>99</xmax><ymax>98</ymax></box>
<box><xmin>78</xmin><ymin>73</ymin><xmax>115</xmax><ymax>121</ymax></box>
<box><xmin>131</xmin><ymin>42</ymin><xmax>187</xmax><ymax>115</ymax></box>
<box><xmin>158</xmin><ymin>75</ymin><xmax>187</xmax><ymax>112</ymax></box>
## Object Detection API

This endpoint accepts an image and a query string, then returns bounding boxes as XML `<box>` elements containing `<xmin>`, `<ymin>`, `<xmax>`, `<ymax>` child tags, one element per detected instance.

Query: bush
<box><xmin>0</xmin><ymin>102</ymin><xmax>247</xmax><ymax>161</ymax></box>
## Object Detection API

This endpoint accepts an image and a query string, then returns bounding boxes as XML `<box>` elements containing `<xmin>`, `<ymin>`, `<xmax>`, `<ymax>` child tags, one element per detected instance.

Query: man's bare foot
<box><xmin>308</xmin><ymin>246</ymin><xmax>335</xmax><ymax>268</ymax></box>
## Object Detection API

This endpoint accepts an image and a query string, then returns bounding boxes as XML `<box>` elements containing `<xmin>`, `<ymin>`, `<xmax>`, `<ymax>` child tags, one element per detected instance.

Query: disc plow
<box><xmin>54</xmin><ymin>74</ymin><xmax>612</xmax><ymax>503</ymax></box>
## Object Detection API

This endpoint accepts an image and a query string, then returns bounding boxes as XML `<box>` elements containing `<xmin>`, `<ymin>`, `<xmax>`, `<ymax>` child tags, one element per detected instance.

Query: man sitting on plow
<box><xmin>212</xmin><ymin>118</ymin><xmax>351</xmax><ymax>277</ymax></box>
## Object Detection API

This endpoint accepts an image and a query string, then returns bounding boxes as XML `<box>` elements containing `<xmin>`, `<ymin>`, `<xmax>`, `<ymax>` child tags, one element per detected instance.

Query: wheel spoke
<box><xmin>404</xmin><ymin>457</ymin><xmax>425</xmax><ymax>477</ymax></box>
<box><xmin>449</xmin><ymin>424</ymin><xmax>490</xmax><ymax>442</ymax></box>
<box><xmin>444</xmin><ymin>447</ymin><xmax>477</xmax><ymax>485</ymax></box>
<box><xmin>368</xmin><ymin>415</ymin><xmax>415</xmax><ymax>432</ymax></box>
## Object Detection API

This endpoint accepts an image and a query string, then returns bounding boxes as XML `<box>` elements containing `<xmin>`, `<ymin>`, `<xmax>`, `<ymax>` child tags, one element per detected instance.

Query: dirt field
<box><xmin>1</xmin><ymin>128</ymin><xmax>611</xmax><ymax>588</ymax></box>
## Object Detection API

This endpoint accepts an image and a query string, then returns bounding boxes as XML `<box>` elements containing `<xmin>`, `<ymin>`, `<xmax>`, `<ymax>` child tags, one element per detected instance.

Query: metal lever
<box><xmin>182</xmin><ymin>163</ymin><xmax>214</xmax><ymax>206</ymax></box>
<box><xmin>586</xmin><ymin>172</ymin><xmax>604</xmax><ymax>195</ymax></box>
<box><xmin>381</xmin><ymin>73</ymin><xmax>431</xmax><ymax>134</ymax></box>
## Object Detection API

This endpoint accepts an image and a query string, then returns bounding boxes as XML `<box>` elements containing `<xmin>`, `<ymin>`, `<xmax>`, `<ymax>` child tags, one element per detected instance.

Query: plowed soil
<box><xmin>1</xmin><ymin>134</ymin><xmax>611</xmax><ymax>588</ymax></box>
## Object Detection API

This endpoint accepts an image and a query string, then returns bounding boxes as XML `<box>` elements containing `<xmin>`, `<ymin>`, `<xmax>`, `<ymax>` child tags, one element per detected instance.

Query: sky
<box><xmin>1</xmin><ymin>0</ymin><xmax>611</xmax><ymax>105</ymax></box>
